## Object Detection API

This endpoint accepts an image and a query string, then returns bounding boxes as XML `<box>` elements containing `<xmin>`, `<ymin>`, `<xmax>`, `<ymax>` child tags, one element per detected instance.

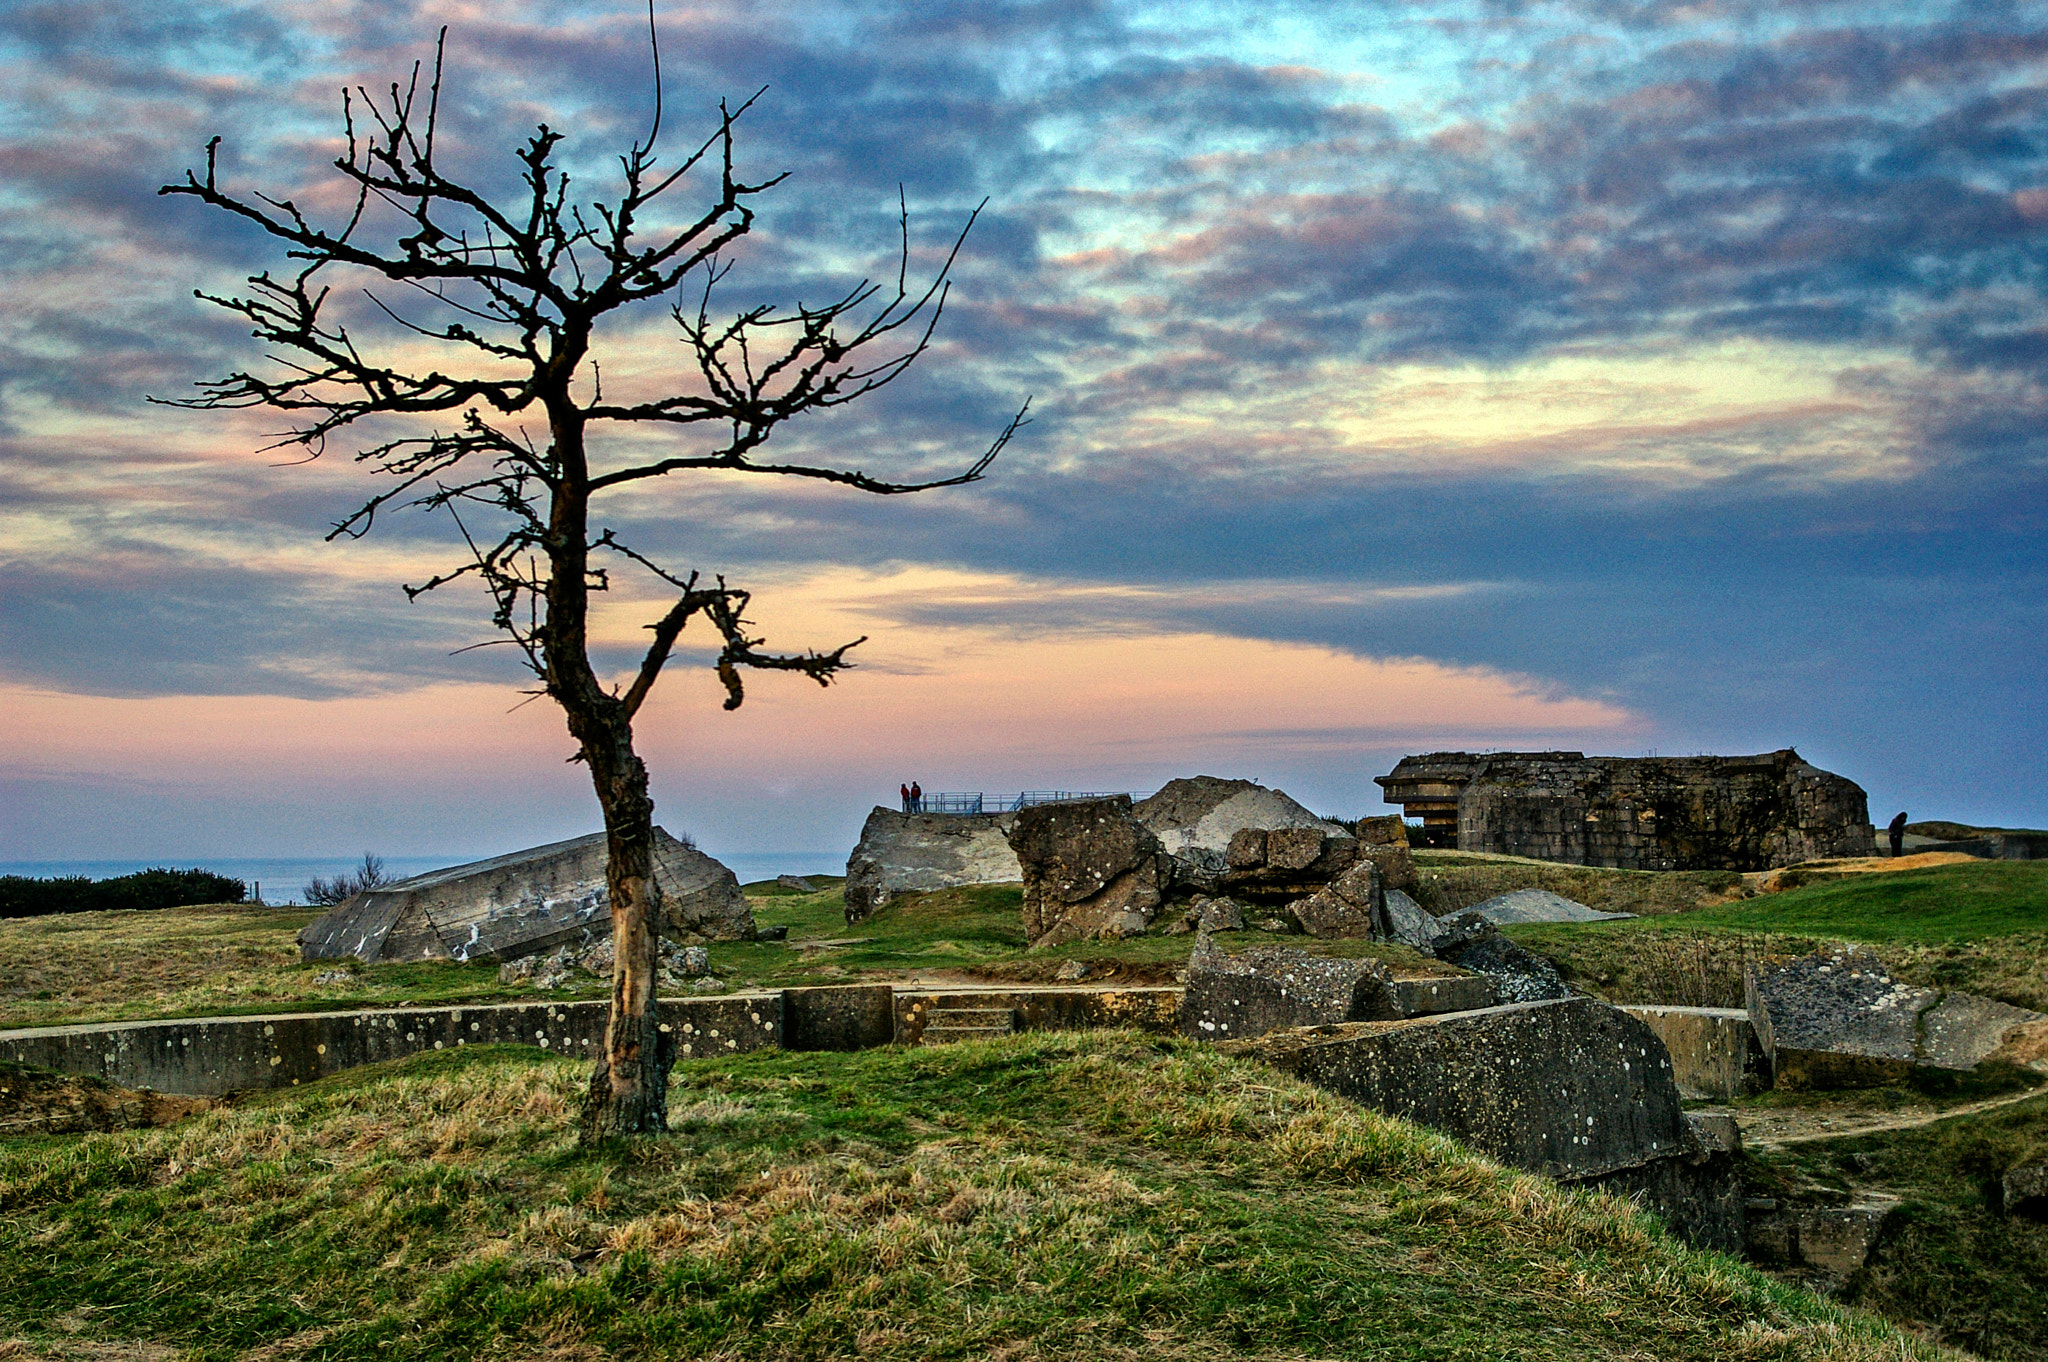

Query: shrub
<box><xmin>306</xmin><ymin>854</ymin><xmax>392</xmax><ymax>907</ymax></box>
<box><xmin>0</xmin><ymin>867</ymin><xmax>247</xmax><ymax>919</ymax></box>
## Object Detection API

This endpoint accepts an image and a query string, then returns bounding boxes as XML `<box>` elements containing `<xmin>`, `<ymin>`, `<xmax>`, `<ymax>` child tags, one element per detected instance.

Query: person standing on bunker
<box><xmin>911</xmin><ymin>781</ymin><xmax>923</xmax><ymax>812</ymax></box>
<box><xmin>1888</xmin><ymin>810</ymin><xmax>1908</xmax><ymax>858</ymax></box>
<box><xmin>901</xmin><ymin>783</ymin><xmax>912</xmax><ymax>812</ymax></box>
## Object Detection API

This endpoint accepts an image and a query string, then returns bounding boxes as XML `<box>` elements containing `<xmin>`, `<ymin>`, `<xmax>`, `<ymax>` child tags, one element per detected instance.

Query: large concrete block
<box><xmin>894</xmin><ymin>986</ymin><xmax>1182</xmax><ymax>1045</ymax></box>
<box><xmin>1747</xmin><ymin>946</ymin><xmax>2044</xmax><ymax>1088</ymax></box>
<box><xmin>1227</xmin><ymin>998</ymin><xmax>1689</xmax><ymax>1180</ymax></box>
<box><xmin>1007</xmin><ymin>797</ymin><xmax>1174</xmax><ymax>946</ymax></box>
<box><xmin>1388</xmin><ymin>975</ymin><xmax>1496</xmax><ymax>1017</ymax></box>
<box><xmin>1180</xmin><ymin>938</ymin><xmax>1398</xmax><ymax>1042</ymax></box>
<box><xmin>1622</xmin><ymin>1005</ymin><xmax>1769</xmax><ymax>1100</ymax></box>
<box><xmin>842</xmin><ymin>808</ymin><xmax>1022</xmax><ymax>924</ymax></box>
<box><xmin>299</xmin><ymin>828</ymin><xmax>752</xmax><ymax>963</ymax></box>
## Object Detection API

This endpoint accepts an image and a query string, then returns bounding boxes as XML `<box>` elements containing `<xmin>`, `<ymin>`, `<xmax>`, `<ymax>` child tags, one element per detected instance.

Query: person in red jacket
<box><xmin>900</xmin><ymin>783</ymin><xmax>912</xmax><ymax>812</ymax></box>
<box><xmin>910</xmin><ymin>781</ymin><xmax>923</xmax><ymax>812</ymax></box>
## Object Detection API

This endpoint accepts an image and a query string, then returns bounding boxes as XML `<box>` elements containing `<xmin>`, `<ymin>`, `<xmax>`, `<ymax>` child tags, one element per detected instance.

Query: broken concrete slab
<box><xmin>298</xmin><ymin>828</ymin><xmax>753</xmax><ymax>964</ymax></box>
<box><xmin>1747</xmin><ymin>1200</ymin><xmax>1900</xmax><ymax>1276</ymax></box>
<box><xmin>1432</xmin><ymin>913</ymin><xmax>1572</xmax><ymax>1003</ymax></box>
<box><xmin>782</xmin><ymin>985</ymin><xmax>896</xmax><ymax>1052</ymax></box>
<box><xmin>1179</xmin><ymin>937</ymin><xmax>1397</xmax><ymax>1041</ymax></box>
<box><xmin>1622</xmin><ymin>1005</ymin><xmax>1769</xmax><ymax>1100</ymax></box>
<box><xmin>1464</xmin><ymin>888</ymin><xmax>1635</xmax><ymax>926</ymax></box>
<box><xmin>1134</xmin><ymin>776</ymin><xmax>1355</xmax><ymax>890</ymax></box>
<box><xmin>1354</xmin><ymin>815</ymin><xmax>1411</xmax><ymax>847</ymax></box>
<box><xmin>1381</xmin><ymin>889</ymin><xmax>1439</xmax><ymax>953</ymax></box>
<box><xmin>1746</xmin><ymin>945</ymin><xmax>2046</xmax><ymax>1088</ymax></box>
<box><xmin>842</xmin><ymin>807</ymin><xmax>1022</xmax><ymax>924</ymax></box>
<box><xmin>1007</xmin><ymin>796</ymin><xmax>1174</xmax><ymax>947</ymax></box>
<box><xmin>1291</xmin><ymin>860</ymin><xmax>1382</xmax><ymax>939</ymax></box>
<box><xmin>1387</xmin><ymin>975</ymin><xmax>1495</xmax><ymax>1017</ymax></box>
<box><xmin>1225</xmin><ymin>998</ymin><xmax>1688</xmax><ymax>1180</ymax></box>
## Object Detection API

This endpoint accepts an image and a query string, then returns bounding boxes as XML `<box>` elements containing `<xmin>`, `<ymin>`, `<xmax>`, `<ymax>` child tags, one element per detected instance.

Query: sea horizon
<box><xmin>0</xmin><ymin>850</ymin><xmax>850</xmax><ymax>905</ymax></box>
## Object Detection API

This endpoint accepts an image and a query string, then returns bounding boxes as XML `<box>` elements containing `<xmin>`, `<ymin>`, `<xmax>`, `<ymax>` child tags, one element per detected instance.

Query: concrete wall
<box><xmin>1621</xmin><ymin>1005</ymin><xmax>1769</xmax><ymax>1100</ymax></box>
<box><xmin>893</xmin><ymin>987</ymin><xmax>1183</xmax><ymax>1045</ymax></box>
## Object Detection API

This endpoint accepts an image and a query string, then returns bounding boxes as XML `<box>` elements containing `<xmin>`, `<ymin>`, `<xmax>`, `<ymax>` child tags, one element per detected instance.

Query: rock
<box><xmin>1376</xmin><ymin>748</ymin><xmax>1874</xmax><ymax>871</ymax></box>
<box><xmin>311</xmin><ymin>970</ymin><xmax>353</xmax><ymax>987</ymax></box>
<box><xmin>1180</xmin><ymin>937</ymin><xmax>1397</xmax><ymax>1041</ymax></box>
<box><xmin>1161</xmin><ymin>917</ymin><xmax>1196</xmax><ymax>935</ymax></box>
<box><xmin>1224</xmin><ymin>996</ymin><xmax>1742</xmax><ymax>1250</ymax></box>
<box><xmin>1006</xmin><ymin>796</ymin><xmax>1175</xmax><ymax>947</ymax></box>
<box><xmin>1427</xmin><ymin>912</ymin><xmax>1570</xmax><ymax>1002</ymax></box>
<box><xmin>688</xmin><ymin>976</ymin><xmax>728</xmax><ymax>994</ymax></box>
<box><xmin>681</xmin><ymin>945</ymin><xmax>710</xmax><ymax>977</ymax></box>
<box><xmin>842</xmin><ymin>808</ymin><xmax>1023</xmax><ymax>924</ymax></box>
<box><xmin>2004</xmin><ymin>1163</ymin><xmax>2048</xmax><ymax>1221</ymax></box>
<box><xmin>1747</xmin><ymin>1201</ymin><xmax>1900</xmax><ymax>1276</ymax></box>
<box><xmin>1356</xmin><ymin>842</ymin><xmax>1417</xmax><ymax>894</ymax></box>
<box><xmin>1226</xmin><ymin>828</ymin><xmax>1267</xmax><ymax>868</ymax></box>
<box><xmin>777</xmin><ymin>875</ymin><xmax>817</xmax><ymax>892</ymax></box>
<box><xmin>1054</xmin><ymin>959</ymin><xmax>1092</xmax><ymax>982</ymax></box>
<box><xmin>1354</xmin><ymin>815</ymin><xmax>1411</xmax><ymax>846</ymax></box>
<box><xmin>1135</xmin><ymin>776</ymin><xmax>1352</xmax><ymax>856</ymax></box>
<box><xmin>579</xmin><ymin>936</ymin><xmax>616</xmax><ymax>977</ymax></box>
<box><xmin>1381</xmin><ymin>889</ymin><xmax>1439</xmax><ymax>953</ymax></box>
<box><xmin>756</xmin><ymin>925</ymin><xmax>789</xmax><ymax>942</ymax></box>
<box><xmin>1193</xmin><ymin>895</ymin><xmax>1246</xmax><ymax>932</ymax></box>
<box><xmin>1291</xmin><ymin>861</ymin><xmax>1383</xmax><ymax>939</ymax></box>
<box><xmin>1254</xmin><ymin>916</ymin><xmax>1293</xmax><ymax>933</ymax></box>
<box><xmin>1621</xmin><ymin>1005</ymin><xmax>1770</xmax><ymax>1100</ymax></box>
<box><xmin>1464</xmin><ymin>888</ymin><xmax>1634</xmax><ymax>926</ymax></box>
<box><xmin>1746</xmin><ymin>946</ymin><xmax>2048</xmax><ymax>1088</ymax></box>
<box><xmin>298</xmin><ymin>827</ymin><xmax>755</xmax><ymax>963</ymax></box>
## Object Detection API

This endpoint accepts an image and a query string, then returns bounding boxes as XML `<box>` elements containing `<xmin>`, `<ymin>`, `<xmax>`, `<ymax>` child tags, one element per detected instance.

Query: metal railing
<box><xmin>908</xmin><ymin>790</ymin><xmax>1139</xmax><ymax>815</ymax></box>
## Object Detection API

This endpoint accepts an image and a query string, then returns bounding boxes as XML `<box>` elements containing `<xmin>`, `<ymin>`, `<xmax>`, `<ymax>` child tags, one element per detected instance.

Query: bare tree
<box><xmin>158</xmin><ymin>25</ymin><xmax>1026</xmax><ymax>1139</ymax></box>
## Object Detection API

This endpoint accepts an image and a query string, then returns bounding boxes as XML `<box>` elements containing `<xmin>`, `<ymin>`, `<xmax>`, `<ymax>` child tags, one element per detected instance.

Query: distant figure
<box><xmin>901</xmin><ymin>782</ymin><xmax>912</xmax><ymax>812</ymax></box>
<box><xmin>1888</xmin><ymin>810</ymin><xmax>1908</xmax><ymax>858</ymax></box>
<box><xmin>911</xmin><ymin>780</ymin><xmax>923</xmax><ymax>812</ymax></box>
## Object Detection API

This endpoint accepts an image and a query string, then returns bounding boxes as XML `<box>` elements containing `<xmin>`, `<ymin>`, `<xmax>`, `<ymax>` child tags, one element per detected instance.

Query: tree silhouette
<box><xmin>159</xmin><ymin>25</ymin><xmax>1026</xmax><ymax>1139</ymax></box>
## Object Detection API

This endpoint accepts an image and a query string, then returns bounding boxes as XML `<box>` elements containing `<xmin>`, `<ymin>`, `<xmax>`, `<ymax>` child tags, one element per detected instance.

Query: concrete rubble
<box><xmin>298</xmin><ymin>829</ymin><xmax>754</xmax><ymax>964</ymax></box>
<box><xmin>1133</xmin><ymin>776</ymin><xmax>1356</xmax><ymax>890</ymax></box>
<box><xmin>1179</xmin><ymin>936</ymin><xmax>1398</xmax><ymax>1041</ymax></box>
<box><xmin>1289</xmin><ymin>860</ymin><xmax>1384</xmax><ymax>939</ymax></box>
<box><xmin>1227</xmin><ymin>997</ymin><xmax>1744</xmax><ymax>1250</ymax></box>
<box><xmin>1746</xmin><ymin>945</ymin><xmax>2047</xmax><ymax>1088</ymax></box>
<box><xmin>1381</xmin><ymin>889</ymin><xmax>1440</xmax><ymax>953</ymax></box>
<box><xmin>842</xmin><ymin>808</ymin><xmax>1022</xmax><ymax>924</ymax></box>
<box><xmin>1006</xmin><ymin>796</ymin><xmax>1176</xmax><ymax>947</ymax></box>
<box><xmin>1429</xmin><ymin>911</ymin><xmax>1572</xmax><ymax>1003</ymax></box>
<box><xmin>1376</xmin><ymin>748</ymin><xmax>1874</xmax><ymax>868</ymax></box>
<box><xmin>1622</xmin><ymin>1005</ymin><xmax>1770</xmax><ymax>1100</ymax></box>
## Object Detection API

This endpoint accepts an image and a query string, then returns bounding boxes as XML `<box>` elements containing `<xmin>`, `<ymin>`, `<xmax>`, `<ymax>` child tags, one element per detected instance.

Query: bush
<box><xmin>0</xmin><ymin>867</ymin><xmax>247</xmax><ymax>919</ymax></box>
<box><xmin>306</xmin><ymin>854</ymin><xmax>392</xmax><ymax>907</ymax></box>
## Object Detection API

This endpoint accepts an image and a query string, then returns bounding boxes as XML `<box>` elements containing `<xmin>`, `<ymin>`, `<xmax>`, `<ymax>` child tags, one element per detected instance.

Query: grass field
<box><xmin>0</xmin><ymin>1034</ymin><xmax>1946</xmax><ymax>1362</ymax></box>
<box><xmin>1513</xmin><ymin>861</ymin><xmax>2048</xmax><ymax>1012</ymax></box>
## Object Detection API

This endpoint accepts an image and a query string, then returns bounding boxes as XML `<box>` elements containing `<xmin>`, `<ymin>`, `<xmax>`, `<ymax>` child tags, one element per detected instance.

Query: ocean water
<box><xmin>0</xmin><ymin>849</ymin><xmax>849</xmax><ymax>905</ymax></box>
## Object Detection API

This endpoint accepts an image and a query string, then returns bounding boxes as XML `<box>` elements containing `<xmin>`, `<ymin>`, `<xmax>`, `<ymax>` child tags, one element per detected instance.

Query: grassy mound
<box><xmin>1410</xmin><ymin>852</ymin><xmax>1751</xmax><ymax>917</ymax></box>
<box><xmin>0</xmin><ymin>1034</ymin><xmax>1940</xmax><ymax>1362</ymax></box>
<box><xmin>1512</xmin><ymin>862</ymin><xmax>2048</xmax><ymax>1011</ymax></box>
<box><xmin>1749</xmin><ymin>1092</ymin><xmax>2048</xmax><ymax>1360</ymax></box>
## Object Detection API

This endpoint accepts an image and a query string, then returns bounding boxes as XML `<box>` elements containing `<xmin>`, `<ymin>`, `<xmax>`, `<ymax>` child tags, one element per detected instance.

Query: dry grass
<box><xmin>0</xmin><ymin>1034</ymin><xmax>1957</xmax><ymax>1362</ymax></box>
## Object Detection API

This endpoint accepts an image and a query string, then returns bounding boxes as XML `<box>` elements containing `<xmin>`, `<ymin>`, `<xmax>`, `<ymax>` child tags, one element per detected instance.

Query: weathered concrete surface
<box><xmin>894</xmin><ymin>987</ymin><xmax>1182</xmax><ymax>1045</ymax></box>
<box><xmin>1747</xmin><ymin>1201</ymin><xmax>1900</xmax><ymax>1276</ymax></box>
<box><xmin>1622</xmin><ymin>1005</ymin><xmax>1769</xmax><ymax>1100</ymax></box>
<box><xmin>2005</xmin><ymin>1163</ymin><xmax>2048</xmax><ymax>1221</ymax></box>
<box><xmin>1007</xmin><ymin>796</ymin><xmax>1174</xmax><ymax>946</ymax></box>
<box><xmin>1228</xmin><ymin>999</ymin><xmax>1689</xmax><ymax>1179</ymax></box>
<box><xmin>0</xmin><ymin>995</ymin><xmax>785</xmax><ymax>1097</ymax></box>
<box><xmin>1746</xmin><ymin>946</ymin><xmax>2046</xmax><ymax>1088</ymax></box>
<box><xmin>1179</xmin><ymin>938</ymin><xmax>1397</xmax><ymax>1042</ymax></box>
<box><xmin>1354</xmin><ymin>815</ymin><xmax>1411</xmax><ymax>847</ymax></box>
<box><xmin>1432</xmin><ymin>913</ymin><xmax>1571</xmax><ymax>1003</ymax></box>
<box><xmin>1591</xmin><ymin>1112</ymin><xmax>1745</xmax><ymax>1253</ymax></box>
<box><xmin>1382</xmin><ymin>889</ymin><xmax>1440</xmax><ymax>953</ymax></box>
<box><xmin>1376</xmin><ymin>748</ymin><xmax>1874</xmax><ymax>870</ymax></box>
<box><xmin>1291</xmin><ymin>860</ymin><xmax>1383</xmax><ymax>939</ymax></box>
<box><xmin>783</xmin><ymin>985</ymin><xmax>896</xmax><ymax>1052</ymax></box>
<box><xmin>1464</xmin><ymin>888</ymin><xmax>1634</xmax><ymax>926</ymax></box>
<box><xmin>1356</xmin><ymin>842</ymin><xmax>1417</xmax><ymax>895</ymax></box>
<box><xmin>299</xmin><ymin>828</ymin><xmax>753</xmax><ymax>964</ymax></box>
<box><xmin>1389</xmin><ymin>975</ymin><xmax>1495</xmax><ymax>1017</ymax></box>
<box><xmin>842</xmin><ymin>808</ymin><xmax>1022</xmax><ymax>924</ymax></box>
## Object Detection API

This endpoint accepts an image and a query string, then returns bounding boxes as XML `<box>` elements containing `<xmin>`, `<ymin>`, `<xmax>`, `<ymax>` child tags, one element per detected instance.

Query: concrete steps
<box><xmin>919</xmin><ymin>1006</ymin><xmax>1016</xmax><ymax>1045</ymax></box>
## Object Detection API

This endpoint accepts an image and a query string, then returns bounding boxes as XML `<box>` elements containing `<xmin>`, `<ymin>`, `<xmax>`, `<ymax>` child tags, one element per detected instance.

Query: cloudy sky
<box><xmin>2</xmin><ymin>0</ymin><xmax>2044</xmax><ymax>863</ymax></box>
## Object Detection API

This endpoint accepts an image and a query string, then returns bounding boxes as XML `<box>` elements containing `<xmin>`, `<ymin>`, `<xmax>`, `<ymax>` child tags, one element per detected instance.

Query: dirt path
<box><xmin>1728</xmin><ymin>1083</ymin><xmax>2044</xmax><ymax>1148</ymax></box>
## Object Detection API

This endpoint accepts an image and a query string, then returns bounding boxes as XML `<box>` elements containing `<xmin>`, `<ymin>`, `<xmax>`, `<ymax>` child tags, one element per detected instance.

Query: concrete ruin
<box><xmin>1179</xmin><ymin>938</ymin><xmax>1400</xmax><ymax>1041</ymax></box>
<box><xmin>1375</xmin><ymin>748</ymin><xmax>1874</xmax><ymax>869</ymax></box>
<box><xmin>1133</xmin><ymin>776</ymin><xmax>1356</xmax><ymax>890</ymax></box>
<box><xmin>841</xmin><ymin>808</ymin><xmax>1022</xmax><ymax>924</ymax></box>
<box><xmin>1226</xmin><ymin>997</ymin><xmax>1744</xmax><ymax>1250</ymax></box>
<box><xmin>1006</xmin><ymin>796</ymin><xmax>1176</xmax><ymax>946</ymax></box>
<box><xmin>298</xmin><ymin>828</ymin><xmax>753</xmax><ymax>964</ymax></box>
<box><xmin>1746</xmin><ymin>946</ymin><xmax>2046</xmax><ymax>1088</ymax></box>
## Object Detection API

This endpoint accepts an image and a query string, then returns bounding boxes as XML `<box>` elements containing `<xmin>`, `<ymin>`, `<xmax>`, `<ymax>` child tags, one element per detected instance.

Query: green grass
<box><xmin>1747</xmin><ymin>1092</ymin><xmax>2048</xmax><ymax>1360</ymax></box>
<box><xmin>0</xmin><ymin>1034</ymin><xmax>1946</xmax><ymax>1362</ymax></box>
<box><xmin>1508</xmin><ymin>862</ymin><xmax>2048</xmax><ymax>1012</ymax></box>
